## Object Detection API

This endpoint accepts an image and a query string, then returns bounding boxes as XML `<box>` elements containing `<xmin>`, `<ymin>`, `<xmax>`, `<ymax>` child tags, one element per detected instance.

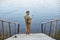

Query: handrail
<box><xmin>42</xmin><ymin>19</ymin><xmax>60</xmax><ymax>24</ymax></box>
<box><xmin>41</xmin><ymin>19</ymin><xmax>60</xmax><ymax>37</ymax></box>
<box><xmin>0</xmin><ymin>20</ymin><xmax>20</xmax><ymax>40</ymax></box>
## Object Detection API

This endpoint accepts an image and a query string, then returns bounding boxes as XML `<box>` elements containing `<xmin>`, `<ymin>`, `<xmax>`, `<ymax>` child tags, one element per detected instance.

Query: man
<box><xmin>24</xmin><ymin>11</ymin><xmax>31</xmax><ymax>35</ymax></box>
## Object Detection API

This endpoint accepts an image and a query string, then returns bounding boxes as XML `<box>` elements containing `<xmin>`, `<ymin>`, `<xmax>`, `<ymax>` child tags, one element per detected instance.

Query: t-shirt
<box><xmin>24</xmin><ymin>15</ymin><xmax>30</xmax><ymax>23</ymax></box>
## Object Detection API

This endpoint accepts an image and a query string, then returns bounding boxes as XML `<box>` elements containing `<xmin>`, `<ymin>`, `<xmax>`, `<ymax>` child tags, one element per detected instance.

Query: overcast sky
<box><xmin>0</xmin><ymin>0</ymin><xmax>59</xmax><ymax>7</ymax></box>
<box><xmin>0</xmin><ymin>0</ymin><xmax>59</xmax><ymax>13</ymax></box>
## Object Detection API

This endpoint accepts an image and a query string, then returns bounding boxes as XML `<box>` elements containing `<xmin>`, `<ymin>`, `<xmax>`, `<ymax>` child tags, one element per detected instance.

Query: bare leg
<box><xmin>26</xmin><ymin>24</ymin><xmax>28</xmax><ymax>35</ymax></box>
<box><xmin>28</xmin><ymin>24</ymin><xmax>30</xmax><ymax>35</ymax></box>
<box><xmin>26</xmin><ymin>24</ymin><xmax>30</xmax><ymax>35</ymax></box>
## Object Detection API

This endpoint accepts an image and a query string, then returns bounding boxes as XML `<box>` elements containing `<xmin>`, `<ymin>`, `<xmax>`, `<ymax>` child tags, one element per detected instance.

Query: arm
<box><xmin>27</xmin><ymin>16</ymin><xmax>32</xmax><ymax>24</ymax></box>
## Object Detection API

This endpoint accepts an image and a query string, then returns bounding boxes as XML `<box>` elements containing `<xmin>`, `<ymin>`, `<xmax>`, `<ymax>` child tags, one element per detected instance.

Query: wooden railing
<box><xmin>0</xmin><ymin>20</ymin><xmax>20</xmax><ymax>40</ymax></box>
<box><xmin>0</xmin><ymin>19</ymin><xmax>60</xmax><ymax>40</ymax></box>
<box><xmin>41</xmin><ymin>19</ymin><xmax>60</xmax><ymax>37</ymax></box>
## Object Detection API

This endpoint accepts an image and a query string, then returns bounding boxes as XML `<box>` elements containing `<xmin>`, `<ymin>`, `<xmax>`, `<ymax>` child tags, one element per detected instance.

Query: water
<box><xmin>0</xmin><ymin>0</ymin><xmax>60</xmax><ymax>35</ymax></box>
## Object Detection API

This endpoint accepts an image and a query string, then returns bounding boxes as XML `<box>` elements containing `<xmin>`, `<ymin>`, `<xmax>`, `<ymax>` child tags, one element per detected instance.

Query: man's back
<box><xmin>24</xmin><ymin>11</ymin><xmax>31</xmax><ymax>35</ymax></box>
<box><xmin>24</xmin><ymin>15</ymin><xmax>30</xmax><ymax>23</ymax></box>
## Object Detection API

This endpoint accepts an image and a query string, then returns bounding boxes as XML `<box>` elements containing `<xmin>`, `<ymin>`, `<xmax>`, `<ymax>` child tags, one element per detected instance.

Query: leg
<box><xmin>27</xmin><ymin>24</ymin><xmax>30</xmax><ymax>35</ymax></box>
<box><xmin>26</xmin><ymin>24</ymin><xmax>28</xmax><ymax>35</ymax></box>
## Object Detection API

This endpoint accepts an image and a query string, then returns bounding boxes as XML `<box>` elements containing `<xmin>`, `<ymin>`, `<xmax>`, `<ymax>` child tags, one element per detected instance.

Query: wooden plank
<box><xmin>15</xmin><ymin>23</ymin><xmax>16</xmax><ymax>34</ymax></box>
<box><xmin>18</xmin><ymin>24</ymin><xmax>20</xmax><ymax>34</ymax></box>
<box><xmin>43</xmin><ymin>23</ymin><xmax>46</xmax><ymax>33</ymax></box>
<box><xmin>41</xmin><ymin>24</ymin><xmax>43</xmax><ymax>33</ymax></box>
<box><xmin>8</xmin><ymin>22</ymin><xmax>11</xmax><ymax>37</ymax></box>
<box><xmin>54</xmin><ymin>20</ymin><xmax>58</xmax><ymax>37</ymax></box>
<box><xmin>49</xmin><ymin>21</ymin><xmax>52</xmax><ymax>36</ymax></box>
<box><xmin>1</xmin><ymin>20</ymin><xmax>4</xmax><ymax>40</ymax></box>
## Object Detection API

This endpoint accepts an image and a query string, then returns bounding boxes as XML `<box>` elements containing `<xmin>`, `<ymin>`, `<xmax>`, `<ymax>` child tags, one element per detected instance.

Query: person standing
<box><xmin>24</xmin><ymin>11</ymin><xmax>31</xmax><ymax>35</ymax></box>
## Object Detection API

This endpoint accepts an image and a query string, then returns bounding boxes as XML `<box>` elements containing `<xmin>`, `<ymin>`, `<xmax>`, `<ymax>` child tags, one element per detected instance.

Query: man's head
<box><xmin>26</xmin><ymin>11</ymin><xmax>30</xmax><ymax>15</ymax></box>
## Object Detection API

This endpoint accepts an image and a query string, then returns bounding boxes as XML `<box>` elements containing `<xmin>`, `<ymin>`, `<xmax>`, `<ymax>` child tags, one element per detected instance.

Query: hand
<box><xmin>30</xmin><ymin>18</ymin><xmax>32</xmax><ymax>20</ymax></box>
